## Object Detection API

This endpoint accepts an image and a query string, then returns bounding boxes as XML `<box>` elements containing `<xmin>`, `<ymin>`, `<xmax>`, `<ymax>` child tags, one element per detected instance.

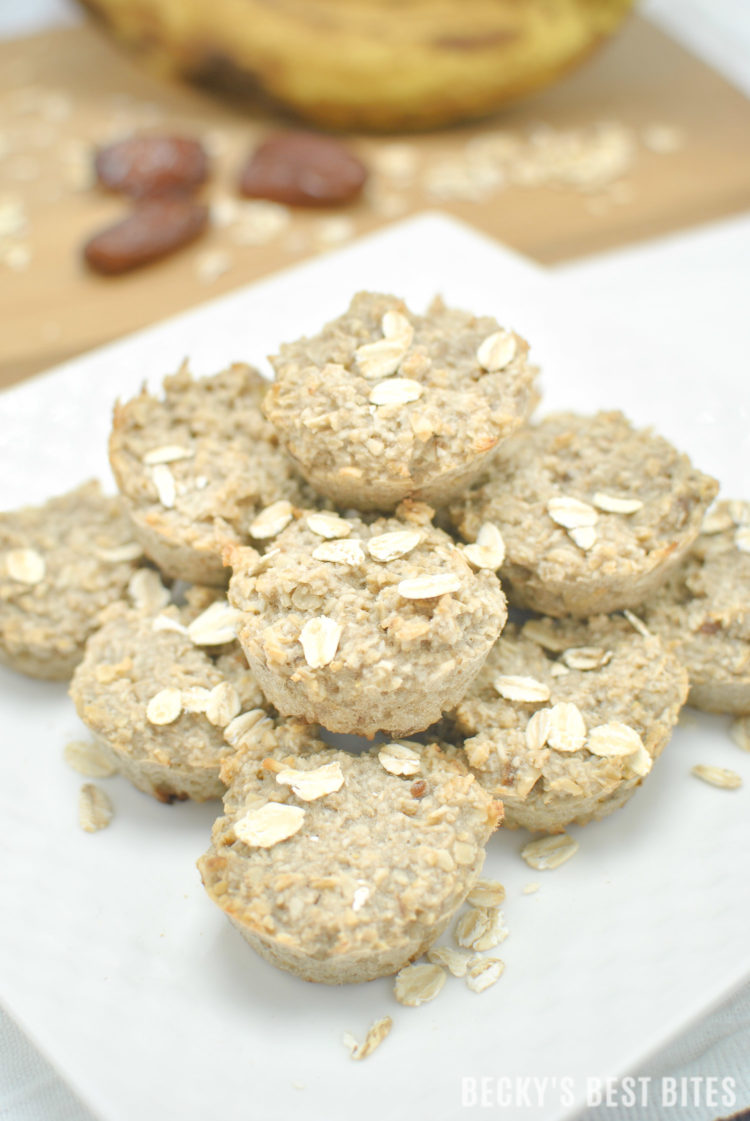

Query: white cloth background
<box><xmin>1</xmin><ymin>2</ymin><xmax>749</xmax><ymax>1119</ymax></box>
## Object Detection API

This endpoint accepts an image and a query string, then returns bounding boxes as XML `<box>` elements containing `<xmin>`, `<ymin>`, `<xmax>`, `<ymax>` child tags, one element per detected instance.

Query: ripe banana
<box><xmin>80</xmin><ymin>0</ymin><xmax>635</xmax><ymax>131</ymax></box>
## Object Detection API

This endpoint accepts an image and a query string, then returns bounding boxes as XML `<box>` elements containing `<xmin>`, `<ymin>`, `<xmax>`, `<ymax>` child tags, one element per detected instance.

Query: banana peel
<box><xmin>79</xmin><ymin>0</ymin><xmax>636</xmax><ymax>131</ymax></box>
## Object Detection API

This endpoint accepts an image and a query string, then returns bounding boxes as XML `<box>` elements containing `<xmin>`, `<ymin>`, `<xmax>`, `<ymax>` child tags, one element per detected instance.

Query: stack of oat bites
<box><xmin>2</xmin><ymin>290</ymin><xmax>747</xmax><ymax>991</ymax></box>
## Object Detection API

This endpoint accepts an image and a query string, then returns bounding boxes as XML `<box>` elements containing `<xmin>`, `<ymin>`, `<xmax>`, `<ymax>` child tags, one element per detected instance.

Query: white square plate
<box><xmin>0</xmin><ymin>214</ymin><xmax>748</xmax><ymax>1121</ymax></box>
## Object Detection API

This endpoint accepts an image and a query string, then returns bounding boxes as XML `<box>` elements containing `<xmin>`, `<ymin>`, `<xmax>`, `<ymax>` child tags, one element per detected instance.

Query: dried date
<box><xmin>83</xmin><ymin>198</ymin><xmax>209</xmax><ymax>275</ymax></box>
<box><xmin>239</xmin><ymin>132</ymin><xmax>367</xmax><ymax>207</ymax></box>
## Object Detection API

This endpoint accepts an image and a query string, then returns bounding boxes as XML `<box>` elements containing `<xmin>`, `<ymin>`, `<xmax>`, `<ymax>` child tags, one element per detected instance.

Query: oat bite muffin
<box><xmin>0</xmin><ymin>480</ymin><xmax>144</xmax><ymax>680</ymax></box>
<box><xmin>224</xmin><ymin>502</ymin><xmax>508</xmax><ymax>736</ymax></box>
<box><xmin>109</xmin><ymin>361</ymin><xmax>310</xmax><ymax>586</ymax></box>
<box><xmin>449</xmin><ymin>410</ymin><xmax>718</xmax><ymax>618</ymax></box>
<box><xmin>198</xmin><ymin>719</ymin><xmax>503</xmax><ymax>984</ymax></box>
<box><xmin>451</xmin><ymin>615</ymin><xmax>688</xmax><ymax>832</ymax></box>
<box><xmin>641</xmin><ymin>500</ymin><xmax>750</xmax><ymax>714</ymax></box>
<box><xmin>70</xmin><ymin>586</ymin><xmax>267</xmax><ymax>803</ymax></box>
<box><xmin>265</xmin><ymin>291</ymin><xmax>538</xmax><ymax>511</ymax></box>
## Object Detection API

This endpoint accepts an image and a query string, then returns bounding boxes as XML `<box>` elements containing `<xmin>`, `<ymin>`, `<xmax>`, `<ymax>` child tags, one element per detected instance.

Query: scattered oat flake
<box><xmin>623</xmin><ymin>609</ymin><xmax>651</xmax><ymax>639</ymax></box>
<box><xmin>642</xmin><ymin>124</ymin><xmax>684</xmax><ymax>154</ymax></box>
<box><xmin>152</xmin><ymin>463</ymin><xmax>176</xmax><ymax>508</ymax></box>
<box><xmin>299</xmin><ymin>615</ymin><xmax>342</xmax><ymax>668</ymax></box>
<box><xmin>152</xmin><ymin>613</ymin><xmax>187</xmax><ymax>635</ymax></box>
<box><xmin>316</xmin><ymin>216</ymin><xmax>355</xmax><ymax>246</ymax></box>
<box><xmin>146</xmin><ymin>687</ymin><xmax>183</xmax><ymax>725</ymax></box>
<box><xmin>701</xmin><ymin>507</ymin><xmax>735</xmax><ymax>535</ymax></box>
<box><xmin>378</xmin><ymin>742</ymin><xmax>421</xmax><ymax>777</ymax></box>
<box><xmin>592</xmin><ymin>492</ymin><xmax>643</xmax><ymax>514</ymax></box>
<box><xmin>128</xmin><ymin>568</ymin><xmax>170</xmax><ymax>612</ymax></box>
<box><xmin>472</xmin><ymin>909</ymin><xmax>508</xmax><ymax>952</ymax></box>
<box><xmin>355</xmin><ymin>316</ymin><xmax>413</xmax><ymax>381</ymax></box>
<box><xmin>195</xmin><ymin>248</ymin><xmax>232</xmax><ymax>283</ymax></box>
<box><xmin>373</xmin><ymin>143</ymin><xmax>418</xmax><ymax>181</ymax></box>
<box><xmin>205</xmin><ymin>682</ymin><xmax>242</xmax><ymax>727</ymax></box>
<box><xmin>231</xmin><ymin>200</ymin><xmax>290</xmax><ymax>245</ymax></box>
<box><xmin>306</xmin><ymin>512</ymin><xmax>352</xmax><ymax>539</ymax></box>
<box><xmin>547</xmin><ymin>496</ymin><xmax>598</xmax><ymax>530</ymax></box>
<box><xmin>587</xmin><ymin>722</ymin><xmax>644</xmax><ymax>758</ymax></box>
<box><xmin>561</xmin><ymin>646</ymin><xmax>611</xmax><ymax>671</ymax></box>
<box><xmin>522</xmin><ymin>882</ymin><xmax>540</xmax><ymax>895</ymax></box>
<box><xmin>398</xmin><ymin>573</ymin><xmax>461</xmax><ymax>599</ymax></box>
<box><xmin>569</xmin><ymin>525</ymin><xmax>597</xmax><ymax>551</ymax></box>
<box><xmin>424</xmin><ymin>159</ymin><xmax>496</xmax><ymax>202</ymax></box>
<box><xmin>5</xmin><ymin>548</ymin><xmax>45</xmax><ymax>584</ymax></box>
<box><xmin>691</xmin><ymin>765</ymin><xmax>742</xmax><ymax>790</ymax></box>
<box><xmin>3</xmin><ymin>244</ymin><xmax>30</xmax><ymax>271</ymax></box>
<box><xmin>522</xmin><ymin>620</ymin><xmax>569</xmax><ymax>652</ymax></box>
<box><xmin>727</xmin><ymin>500</ymin><xmax>750</xmax><ymax>526</ymax></box>
<box><xmin>0</xmin><ymin>197</ymin><xmax>25</xmax><ymax>238</ymax></box>
<box><xmin>343</xmin><ymin>1016</ymin><xmax>392</xmax><ymax>1061</ymax></box>
<box><xmin>234</xmin><ymin>802</ymin><xmax>306</xmax><ymax>847</ymax></box>
<box><xmin>64</xmin><ymin>740</ymin><xmax>117</xmax><ymax>778</ymax></box>
<box><xmin>249</xmin><ymin>500</ymin><xmax>293</xmax><ymax>540</ymax></box>
<box><xmin>341</xmin><ymin>1032</ymin><xmax>358</xmax><ymax>1056</ymax></box>
<box><xmin>369</xmin><ymin>378</ymin><xmax>423</xmax><ymax>406</ymax></box>
<box><xmin>367</xmin><ymin>529</ymin><xmax>422</xmax><ymax>562</ymax></box>
<box><xmin>275</xmin><ymin>760</ymin><xmax>345</xmax><ymax>801</ymax></box>
<box><xmin>78</xmin><ymin>783</ymin><xmax>114</xmax><ymax>833</ymax></box>
<box><xmin>521</xmin><ymin>833</ymin><xmax>579</xmax><ymax>871</ymax></box>
<box><xmin>546</xmin><ymin>702</ymin><xmax>586</xmax><ymax>753</ymax></box>
<box><xmin>210</xmin><ymin>194</ymin><xmax>239</xmax><ymax>227</ymax></box>
<box><xmin>452</xmin><ymin>905</ymin><xmax>506</xmax><ymax>950</ymax></box>
<box><xmin>187</xmin><ymin>600</ymin><xmax>240</xmax><ymax>645</ymax></box>
<box><xmin>454</xmin><ymin>908</ymin><xmax>491</xmax><ymax>950</ymax></box>
<box><xmin>382</xmin><ymin>309</ymin><xmax>413</xmax><ymax>341</ymax></box>
<box><xmin>467</xmin><ymin>879</ymin><xmax>506</xmax><ymax>908</ymax></box>
<box><xmin>142</xmin><ymin>444</ymin><xmax>194</xmax><ymax>465</ymax></box>
<box><xmin>312</xmin><ymin>539</ymin><xmax>365</xmax><ymax>566</ymax></box>
<box><xmin>730</xmin><ymin>717</ymin><xmax>750</xmax><ymax>753</ymax></box>
<box><xmin>394</xmin><ymin>963</ymin><xmax>446</xmax><ymax>1007</ymax></box>
<box><xmin>628</xmin><ymin>743</ymin><xmax>653</xmax><ymax>778</ymax></box>
<box><xmin>466</xmin><ymin>957</ymin><xmax>505</xmax><ymax>994</ymax></box>
<box><xmin>427</xmin><ymin>945</ymin><xmax>472</xmax><ymax>977</ymax></box>
<box><xmin>550</xmin><ymin>663</ymin><xmax>569</xmax><ymax>678</ymax></box>
<box><xmin>494</xmin><ymin>674</ymin><xmax>550</xmax><ymax>704</ymax></box>
<box><xmin>525</xmin><ymin>708</ymin><xmax>552</xmax><ymax>751</ymax></box>
<box><xmin>181</xmin><ymin>685</ymin><xmax>212</xmax><ymax>714</ymax></box>
<box><xmin>462</xmin><ymin>522</ymin><xmax>506</xmax><ymax>570</ymax></box>
<box><xmin>95</xmin><ymin>542</ymin><xmax>143</xmax><ymax>563</ymax></box>
<box><xmin>476</xmin><ymin>329</ymin><xmax>517</xmax><ymax>372</ymax></box>
<box><xmin>224</xmin><ymin>708</ymin><xmax>271</xmax><ymax>747</ymax></box>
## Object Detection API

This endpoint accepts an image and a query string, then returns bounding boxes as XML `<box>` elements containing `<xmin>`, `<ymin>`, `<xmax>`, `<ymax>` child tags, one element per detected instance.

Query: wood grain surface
<box><xmin>1</xmin><ymin>14</ymin><xmax>749</xmax><ymax>387</ymax></box>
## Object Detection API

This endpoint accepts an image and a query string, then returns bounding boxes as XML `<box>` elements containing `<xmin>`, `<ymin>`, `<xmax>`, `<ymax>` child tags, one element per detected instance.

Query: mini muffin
<box><xmin>641</xmin><ymin>500</ymin><xmax>750</xmax><ymax>714</ymax></box>
<box><xmin>451</xmin><ymin>615</ymin><xmax>688</xmax><ymax>832</ymax></box>
<box><xmin>224</xmin><ymin>503</ymin><xmax>507</xmax><ymax>736</ymax></box>
<box><xmin>448</xmin><ymin>411</ymin><xmax>719</xmax><ymax>618</ymax></box>
<box><xmin>265</xmin><ymin>291</ymin><xmax>538</xmax><ymax>511</ymax></box>
<box><xmin>109</xmin><ymin>361</ymin><xmax>310</xmax><ymax>586</ymax></box>
<box><xmin>0</xmin><ymin>480</ymin><xmax>144</xmax><ymax>680</ymax></box>
<box><xmin>198</xmin><ymin>719</ymin><xmax>502</xmax><ymax>984</ymax></box>
<box><xmin>69</xmin><ymin>587</ymin><xmax>268</xmax><ymax>803</ymax></box>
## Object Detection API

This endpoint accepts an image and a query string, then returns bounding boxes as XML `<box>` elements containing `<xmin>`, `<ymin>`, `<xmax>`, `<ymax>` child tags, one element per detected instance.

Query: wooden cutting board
<box><xmin>1</xmin><ymin>14</ymin><xmax>750</xmax><ymax>387</ymax></box>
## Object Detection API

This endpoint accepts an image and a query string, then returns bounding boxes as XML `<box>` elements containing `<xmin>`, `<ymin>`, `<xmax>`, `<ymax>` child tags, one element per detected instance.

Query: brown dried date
<box><xmin>83</xmin><ymin>198</ymin><xmax>209</xmax><ymax>275</ymax></box>
<box><xmin>95</xmin><ymin>134</ymin><xmax>209</xmax><ymax>198</ymax></box>
<box><xmin>238</xmin><ymin>132</ymin><xmax>367</xmax><ymax>207</ymax></box>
